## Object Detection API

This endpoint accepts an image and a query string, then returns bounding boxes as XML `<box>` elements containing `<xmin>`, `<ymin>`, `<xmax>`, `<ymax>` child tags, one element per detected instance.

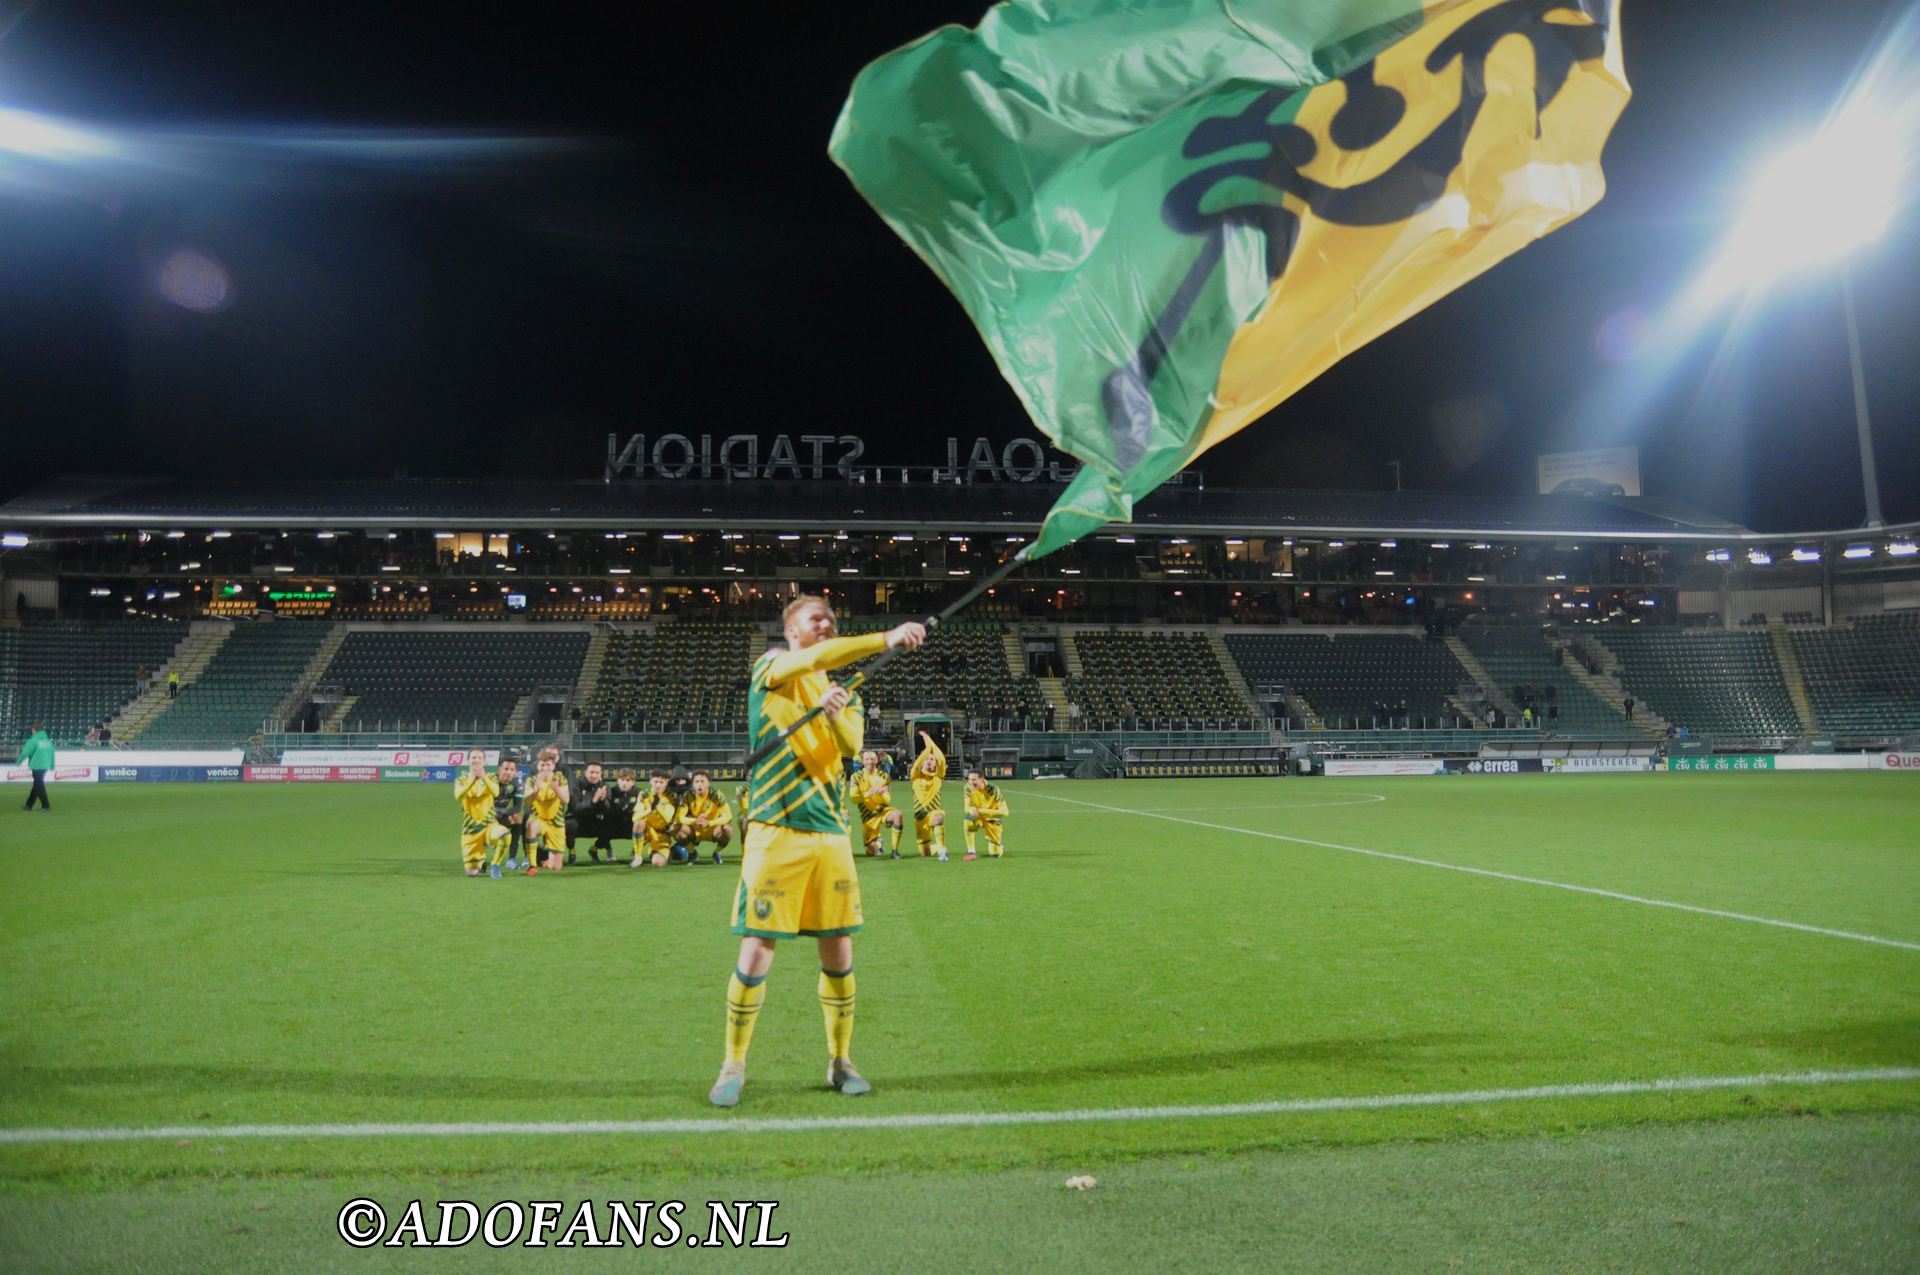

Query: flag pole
<box><xmin>739</xmin><ymin>546</ymin><xmax>1031</xmax><ymax>770</ymax></box>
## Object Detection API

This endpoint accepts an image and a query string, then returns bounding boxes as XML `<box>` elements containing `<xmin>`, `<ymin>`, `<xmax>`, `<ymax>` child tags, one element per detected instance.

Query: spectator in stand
<box><xmin>84</xmin><ymin>724</ymin><xmax>100</xmax><ymax>746</ymax></box>
<box><xmin>167</xmin><ymin>669</ymin><xmax>181</xmax><ymax>699</ymax></box>
<box><xmin>1547</xmin><ymin>703</ymin><xmax>1559</xmax><ymax>729</ymax></box>
<box><xmin>136</xmin><ymin>666</ymin><xmax>151</xmax><ymax>696</ymax></box>
<box><xmin>1623</xmin><ymin>695</ymin><xmax>1635</xmax><ymax>720</ymax></box>
<box><xmin>1042</xmin><ymin>701</ymin><xmax>1056</xmax><ymax>732</ymax></box>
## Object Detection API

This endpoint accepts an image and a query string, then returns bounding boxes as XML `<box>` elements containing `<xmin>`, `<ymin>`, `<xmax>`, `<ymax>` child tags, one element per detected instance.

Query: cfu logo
<box><xmin>752</xmin><ymin>897</ymin><xmax>774</xmax><ymax>920</ymax></box>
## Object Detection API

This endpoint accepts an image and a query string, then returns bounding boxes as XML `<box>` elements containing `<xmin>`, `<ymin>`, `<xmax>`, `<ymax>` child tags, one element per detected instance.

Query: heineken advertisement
<box><xmin>1665</xmin><ymin>755</ymin><xmax>1777</xmax><ymax>772</ymax></box>
<box><xmin>833</xmin><ymin>0</ymin><xmax>1629</xmax><ymax>555</ymax></box>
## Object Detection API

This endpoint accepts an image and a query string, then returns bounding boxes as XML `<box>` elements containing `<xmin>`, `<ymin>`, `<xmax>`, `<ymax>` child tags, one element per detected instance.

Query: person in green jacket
<box><xmin>17</xmin><ymin>725</ymin><xmax>54</xmax><ymax>811</ymax></box>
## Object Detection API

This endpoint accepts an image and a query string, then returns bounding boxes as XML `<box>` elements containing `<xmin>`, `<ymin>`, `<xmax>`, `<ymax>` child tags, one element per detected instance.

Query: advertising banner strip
<box><xmin>98</xmin><ymin>766</ymin><xmax>243</xmax><ymax>783</ymax></box>
<box><xmin>1544</xmin><ymin>757</ymin><xmax>1655</xmax><ymax>774</ymax></box>
<box><xmin>1665</xmin><ymin>756</ymin><xmax>1778</xmax><ymax>772</ymax></box>
<box><xmin>279</xmin><ymin>749</ymin><xmax>501</xmax><ymax>768</ymax></box>
<box><xmin>3</xmin><ymin>766</ymin><xmax>98</xmax><ymax>784</ymax></box>
<box><xmin>1323</xmin><ymin>759</ymin><xmax>1447</xmax><ymax>778</ymax></box>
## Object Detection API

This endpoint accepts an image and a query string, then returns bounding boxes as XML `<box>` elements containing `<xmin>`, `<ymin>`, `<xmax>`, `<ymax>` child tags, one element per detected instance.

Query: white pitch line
<box><xmin>1020</xmin><ymin>795</ymin><xmax>1388</xmax><ymax>814</ymax></box>
<box><xmin>1026</xmin><ymin>791</ymin><xmax>1920</xmax><ymax>952</ymax></box>
<box><xmin>1</xmin><ymin>1068</ymin><xmax>1912</xmax><ymax>1145</ymax></box>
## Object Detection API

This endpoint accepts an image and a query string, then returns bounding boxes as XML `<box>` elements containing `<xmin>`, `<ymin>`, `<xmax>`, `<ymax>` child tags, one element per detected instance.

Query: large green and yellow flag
<box><xmin>831</xmin><ymin>0</ymin><xmax>1629</xmax><ymax>556</ymax></box>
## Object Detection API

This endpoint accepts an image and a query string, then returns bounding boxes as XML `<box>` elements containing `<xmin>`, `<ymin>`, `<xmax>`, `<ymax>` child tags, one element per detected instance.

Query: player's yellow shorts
<box><xmin>460</xmin><ymin>825</ymin><xmax>501</xmax><ymax>866</ymax></box>
<box><xmin>528</xmin><ymin>818</ymin><xmax>565</xmax><ymax>856</ymax></box>
<box><xmin>914</xmin><ymin>805</ymin><xmax>944</xmax><ymax>844</ymax></box>
<box><xmin>858</xmin><ymin>809</ymin><xmax>891</xmax><ymax>845</ymax></box>
<box><xmin>637</xmin><ymin>827</ymin><xmax>675</xmax><ymax>857</ymax></box>
<box><xmin>731</xmin><ymin>823</ymin><xmax>863</xmax><ymax>940</ymax></box>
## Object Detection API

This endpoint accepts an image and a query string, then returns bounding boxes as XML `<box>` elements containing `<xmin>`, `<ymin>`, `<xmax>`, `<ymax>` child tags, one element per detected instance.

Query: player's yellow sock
<box><xmin>818</xmin><ymin>967</ymin><xmax>855</xmax><ymax>1059</ymax></box>
<box><xmin>725</xmin><ymin>968</ymin><xmax>767</xmax><ymax>1066</ymax></box>
<box><xmin>488</xmin><ymin>829</ymin><xmax>509</xmax><ymax>867</ymax></box>
<box><xmin>962</xmin><ymin>823</ymin><xmax>976</xmax><ymax>853</ymax></box>
<box><xmin>888</xmin><ymin>823</ymin><xmax>903</xmax><ymax>852</ymax></box>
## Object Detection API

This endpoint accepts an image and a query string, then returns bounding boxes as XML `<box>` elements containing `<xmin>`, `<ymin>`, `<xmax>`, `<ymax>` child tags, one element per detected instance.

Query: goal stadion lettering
<box><xmin>603</xmin><ymin>432</ymin><xmax>1089</xmax><ymax>484</ymax></box>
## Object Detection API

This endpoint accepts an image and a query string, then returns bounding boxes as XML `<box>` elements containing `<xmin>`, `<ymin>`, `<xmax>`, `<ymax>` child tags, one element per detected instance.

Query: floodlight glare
<box><xmin>1733</xmin><ymin>108</ymin><xmax>1904</xmax><ymax>277</ymax></box>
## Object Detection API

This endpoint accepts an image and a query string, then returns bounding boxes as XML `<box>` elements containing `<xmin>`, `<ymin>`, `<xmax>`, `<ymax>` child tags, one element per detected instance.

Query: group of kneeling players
<box><xmin>455</xmin><ymin>730</ymin><xmax>1008</xmax><ymax>879</ymax></box>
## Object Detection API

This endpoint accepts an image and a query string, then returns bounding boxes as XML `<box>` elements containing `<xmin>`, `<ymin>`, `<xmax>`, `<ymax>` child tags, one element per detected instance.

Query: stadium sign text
<box><xmin>604</xmin><ymin>433</ymin><xmax>1081</xmax><ymax>483</ymax></box>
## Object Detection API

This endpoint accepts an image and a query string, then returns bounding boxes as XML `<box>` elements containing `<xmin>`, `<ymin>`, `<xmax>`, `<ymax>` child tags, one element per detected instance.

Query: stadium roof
<box><xmin>0</xmin><ymin>474</ymin><xmax>1793</xmax><ymax>543</ymax></box>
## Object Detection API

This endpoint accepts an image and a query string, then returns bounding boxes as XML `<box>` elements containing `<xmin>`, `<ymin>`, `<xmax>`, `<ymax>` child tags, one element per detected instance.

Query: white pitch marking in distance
<box><xmin>1024</xmin><ymin>790</ymin><xmax>1920</xmax><ymax>952</ymax></box>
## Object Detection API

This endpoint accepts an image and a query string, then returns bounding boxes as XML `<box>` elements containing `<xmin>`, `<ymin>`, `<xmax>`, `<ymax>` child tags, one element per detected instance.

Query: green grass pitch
<box><xmin>2</xmin><ymin>773</ymin><xmax>1917</xmax><ymax>1270</ymax></box>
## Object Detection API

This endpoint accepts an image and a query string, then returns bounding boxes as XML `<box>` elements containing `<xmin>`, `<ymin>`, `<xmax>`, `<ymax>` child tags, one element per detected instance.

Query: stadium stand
<box><xmin>1458</xmin><ymin>627</ymin><xmax>1641</xmax><ymax>736</ymax></box>
<box><xmin>581</xmin><ymin>622</ymin><xmax>759</xmax><ymax>731</ymax></box>
<box><xmin>0</xmin><ymin>621</ymin><xmax>186</xmax><ymax>744</ymax></box>
<box><xmin>1223</xmin><ymin>631</ymin><xmax>1470</xmax><ymax>727</ymax></box>
<box><xmin>843</xmin><ymin>619</ymin><xmax>1042</xmax><ymax>724</ymax></box>
<box><xmin>322</xmin><ymin>629</ymin><xmax>591</xmax><ymax>731</ymax></box>
<box><xmin>1588</xmin><ymin>627</ymin><xmax>1800</xmax><ymax>739</ymax></box>
<box><xmin>1790</xmin><ymin>612</ymin><xmax>1920</xmax><ymax>738</ymax></box>
<box><xmin>137</xmin><ymin>621</ymin><xmax>334</xmax><ymax>745</ymax></box>
<box><xmin>1070</xmin><ymin>630</ymin><xmax>1254</xmax><ymax>725</ymax></box>
<box><xmin>334</xmin><ymin>596</ymin><xmax>431</xmax><ymax>621</ymax></box>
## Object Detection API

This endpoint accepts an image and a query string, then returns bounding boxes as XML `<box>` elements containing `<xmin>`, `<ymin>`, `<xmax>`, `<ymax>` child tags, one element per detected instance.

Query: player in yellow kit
<box><xmin>522</xmin><ymin>755</ymin><xmax>570</xmax><ymax>874</ymax></box>
<box><xmin>708</xmin><ymin>595</ymin><xmax>925</xmax><ymax>1108</ymax></box>
<box><xmin>631</xmin><ymin>770</ymin><xmax>679</xmax><ymax>868</ymax></box>
<box><xmin>910</xmin><ymin>730</ymin><xmax>949</xmax><ymax>862</ymax></box>
<box><xmin>673</xmin><ymin>769</ymin><xmax>734</xmax><ymax>865</ymax></box>
<box><xmin>454</xmin><ymin>750</ymin><xmax>511</xmax><ymax>877</ymax></box>
<box><xmin>850</xmin><ymin>749</ymin><xmax>904</xmax><ymax>858</ymax></box>
<box><xmin>962</xmin><ymin>766</ymin><xmax>1008</xmax><ymax>860</ymax></box>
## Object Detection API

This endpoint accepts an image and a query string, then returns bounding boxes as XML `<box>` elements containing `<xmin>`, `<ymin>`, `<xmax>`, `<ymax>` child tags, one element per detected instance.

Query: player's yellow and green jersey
<box><xmin>964</xmin><ymin>781</ymin><xmax>1007</xmax><ymax>823</ymax></box>
<box><xmin>680</xmin><ymin>791</ymin><xmax>733</xmax><ymax>841</ymax></box>
<box><xmin>524</xmin><ymin>772</ymin><xmax>568</xmax><ymax>853</ymax></box>
<box><xmin>850</xmin><ymin>766</ymin><xmax>896</xmax><ymax>848</ymax></box>
<box><xmin>964</xmin><ymin>780</ymin><xmax>1008</xmax><ymax>857</ymax></box>
<box><xmin>456</xmin><ymin>771</ymin><xmax>500</xmax><ymax>828</ymax></box>
<box><xmin>851</xmin><ymin>768</ymin><xmax>892</xmax><ymax>817</ymax></box>
<box><xmin>454</xmin><ymin>771</ymin><xmax>505</xmax><ymax>868</ymax></box>
<box><xmin>745</xmin><ymin>632</ymin><xmax>885</xmax><ymax>832</ymax></box>
<box><xmin>633</xmin><ymin>790</ymin><xmax>679</xmax><ymax>853</ymax></box>
<box><xmin>910</xmin><ymin>740</ymin><xmax>946</xmax><ymax>816</ymax></box>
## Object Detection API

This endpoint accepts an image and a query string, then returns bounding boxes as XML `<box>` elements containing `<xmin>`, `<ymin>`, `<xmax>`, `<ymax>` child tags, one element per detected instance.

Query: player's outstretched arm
<box><xmin>763</xmin><ymin>622</ymin><xmax>925</xmax><ymax>685</ymax></box>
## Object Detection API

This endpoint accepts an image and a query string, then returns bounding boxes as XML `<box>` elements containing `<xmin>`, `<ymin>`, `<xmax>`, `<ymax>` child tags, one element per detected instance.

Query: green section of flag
<box><xmin>831</xmin><ymin>0</ymin><xmax>1426</xmax><ymax>556</ymax></box>
<box><xmin>831</xmin><ymin>0</ymin><xmax>1625</xmax><ymax>558</ymax></box>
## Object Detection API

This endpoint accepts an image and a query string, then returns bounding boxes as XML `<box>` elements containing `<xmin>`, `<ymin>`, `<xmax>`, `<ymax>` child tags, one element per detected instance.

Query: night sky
<box><xmin>1</xmin><ymin>0</ymin><xmax>1914</xmax><ymax>531</ymax></box>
